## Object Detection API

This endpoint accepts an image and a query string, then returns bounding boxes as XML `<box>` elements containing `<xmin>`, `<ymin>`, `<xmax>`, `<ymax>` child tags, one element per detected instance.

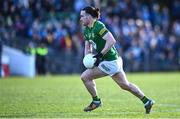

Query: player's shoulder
<box><xmin>94</xmin><ymin>20</ymin><xmax>106</xmax><ymax>27</ymax></box>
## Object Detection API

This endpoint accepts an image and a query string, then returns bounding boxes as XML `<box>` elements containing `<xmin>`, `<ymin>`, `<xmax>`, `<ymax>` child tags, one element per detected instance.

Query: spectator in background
<box><xmin>26</xmin><ymin>42</ymin><xmax>36</xmax><ymax>55</ymax></box>
<box><xmin>71</xmin><ymin>32</ymin><xmax>84</xmax><ymax>73</ymax></box>
<box><xmin>0</xmin><ymin>39</ymin><xmax>2</xmax><ymax>77</ymax></box>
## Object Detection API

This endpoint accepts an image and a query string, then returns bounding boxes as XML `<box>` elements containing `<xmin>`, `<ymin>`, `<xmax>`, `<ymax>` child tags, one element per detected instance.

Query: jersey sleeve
<box><xmin>95</xmin><ymin>22</ymin><xmax>109</xmax><ymax>37</ymax></box>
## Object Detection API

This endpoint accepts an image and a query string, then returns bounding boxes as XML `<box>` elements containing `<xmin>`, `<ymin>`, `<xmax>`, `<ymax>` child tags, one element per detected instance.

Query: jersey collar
<box><xmin>88</xmin><ymin>20</ymin><xmax>96</xmax><ymax>28</ymax></box>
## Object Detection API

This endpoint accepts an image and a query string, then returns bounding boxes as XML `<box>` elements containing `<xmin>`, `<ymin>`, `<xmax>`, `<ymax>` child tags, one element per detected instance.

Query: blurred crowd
<box><xmin>0</xmin><ymin>0</ymin><xmax>179</xmax><ymax>74</ymax></box>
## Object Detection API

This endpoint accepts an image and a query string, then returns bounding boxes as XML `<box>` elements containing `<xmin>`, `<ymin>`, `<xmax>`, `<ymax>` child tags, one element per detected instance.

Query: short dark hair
<box><xmin>82</xmin><ymin>6</ymin><xmax>100</xmax><ymax>19</ymax></box>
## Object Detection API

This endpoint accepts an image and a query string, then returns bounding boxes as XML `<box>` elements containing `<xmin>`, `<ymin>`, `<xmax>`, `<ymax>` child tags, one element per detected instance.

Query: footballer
<box><xmin>80</xmin><ymin>6</ymin><xmax>155</xmax><ymax>114</ymax></box>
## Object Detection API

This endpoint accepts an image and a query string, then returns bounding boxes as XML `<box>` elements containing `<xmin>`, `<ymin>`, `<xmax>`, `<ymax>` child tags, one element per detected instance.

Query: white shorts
<box><xmin>98</xmin><ymin>57</ymin><xmax>124</xmax><ymax>76</ymax></box>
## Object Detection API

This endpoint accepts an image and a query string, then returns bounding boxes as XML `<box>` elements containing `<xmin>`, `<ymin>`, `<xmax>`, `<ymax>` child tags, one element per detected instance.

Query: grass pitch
<box><xmin>0</xmin><ymin>72</ymin><xmax>180</xmax><ymax>118</ymax></box>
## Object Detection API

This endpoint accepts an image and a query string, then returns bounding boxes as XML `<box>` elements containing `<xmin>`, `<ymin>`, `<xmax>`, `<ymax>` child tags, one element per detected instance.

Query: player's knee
<box><xmin>80</xmin><ymin>73</ymin><xmax>89</xmax><ymax>82</ymax></box>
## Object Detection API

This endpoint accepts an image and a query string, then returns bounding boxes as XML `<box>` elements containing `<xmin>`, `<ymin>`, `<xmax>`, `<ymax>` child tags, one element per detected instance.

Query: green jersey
<box><xmin>83</xmin><ymin>20</ymin><xmax>119</xmax><ymax>61</ymax></box>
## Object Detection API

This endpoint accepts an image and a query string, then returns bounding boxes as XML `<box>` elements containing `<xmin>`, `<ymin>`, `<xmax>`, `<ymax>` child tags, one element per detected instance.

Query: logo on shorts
<box><xmin>101</xmin><ymin>64</ymin><xmax>110</xmax><ymax>72</ymax></box>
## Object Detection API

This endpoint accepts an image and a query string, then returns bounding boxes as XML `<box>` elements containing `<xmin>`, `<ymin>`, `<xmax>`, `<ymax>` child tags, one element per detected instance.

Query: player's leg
<box><xmin>111</xmin><ymin>71</ymin><xmax>144</xmax><ymax>99</ymax></box>
<box><xmin>81</xmin><ymin>67</ymin><xmax>107</xmax><ymax>97</ymax></box>
<box><xmin>111</xmin><ymin>71</ymin><xmax>155</xmax><ymax>114</ymax></box>
<box><xmin>81</xmin><ymin>67</ymin><xmax>107</xmax><ymax>111</ymax></box>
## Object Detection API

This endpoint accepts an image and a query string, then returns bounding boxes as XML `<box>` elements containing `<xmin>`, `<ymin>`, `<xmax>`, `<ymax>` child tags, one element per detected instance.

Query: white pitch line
<box><xmin>158</xmin><ymin>103</ymin><xmax>180</xmax><ymax>107</ymax></box>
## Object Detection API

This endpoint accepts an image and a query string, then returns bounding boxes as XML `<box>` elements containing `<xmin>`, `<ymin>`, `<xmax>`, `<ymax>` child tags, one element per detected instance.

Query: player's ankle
<box><xmin>141</xmin><ymin>96</ymin><xmax>149</xmax><ymax>104</ymax></box>
<box><xmin>93</xmin><ymin>96</ymin><xmax>101</xmax><ymax>101</ymax></box>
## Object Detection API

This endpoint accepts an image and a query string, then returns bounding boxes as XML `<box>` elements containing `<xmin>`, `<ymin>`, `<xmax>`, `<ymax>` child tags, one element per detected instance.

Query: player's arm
<box><xmin>101</xmin><ymin>31</ymin><xmax>116</xmax><ymax>55</ymax></box>
<box><xmin>93</xmin><ymin>31</ymin><xmax>116</xmax><ymax>66</ymax></box>
<box><xmin>84</xmin><ymin>41</ymin><xmax>93</xmax><ymax>55</ymax></box>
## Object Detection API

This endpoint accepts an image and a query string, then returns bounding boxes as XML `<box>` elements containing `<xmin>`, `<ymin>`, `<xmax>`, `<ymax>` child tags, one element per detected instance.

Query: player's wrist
<box><xmin>97</xmin><ymin>52</ymin><xmax>103</xmax><ymax>58</ymax></box>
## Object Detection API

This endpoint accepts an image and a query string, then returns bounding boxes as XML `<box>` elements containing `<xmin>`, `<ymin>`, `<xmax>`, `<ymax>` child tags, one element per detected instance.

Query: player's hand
<box><xmin>93</xmin><ymin>53</ymin><xmax>103</xmax><ymax>66</ymax></box>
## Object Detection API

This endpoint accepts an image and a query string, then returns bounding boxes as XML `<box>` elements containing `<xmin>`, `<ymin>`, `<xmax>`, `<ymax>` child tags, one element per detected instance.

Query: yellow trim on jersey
<box><xmin>99</xmin><ymin>28</ymin><xmax>107</xmax><ymax>36</ymax></box>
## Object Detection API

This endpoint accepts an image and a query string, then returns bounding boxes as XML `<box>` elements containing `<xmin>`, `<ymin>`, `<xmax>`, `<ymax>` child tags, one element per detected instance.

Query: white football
<box><xmin>83</xmin><ymin>54</ymin><xmax>96</xmax><ymax>69</ymax></box>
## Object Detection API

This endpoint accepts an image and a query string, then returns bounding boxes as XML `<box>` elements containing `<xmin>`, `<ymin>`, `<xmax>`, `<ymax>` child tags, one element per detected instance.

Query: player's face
<box><xmin>80</xmin><ymin>11</ymin><xmax>90</xmax><ymax>26</ymax></box>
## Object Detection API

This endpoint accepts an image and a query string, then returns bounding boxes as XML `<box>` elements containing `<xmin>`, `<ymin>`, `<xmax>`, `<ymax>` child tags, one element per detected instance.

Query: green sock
<box><xmin>93</xmin><ymin>96</ymin><xmax>100</xmax><ymax>101</ymax></box>
<box><xmin>141</xmin><ymin>96</ymin><xmax>149</xmax><ymax>104</ymax></box>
